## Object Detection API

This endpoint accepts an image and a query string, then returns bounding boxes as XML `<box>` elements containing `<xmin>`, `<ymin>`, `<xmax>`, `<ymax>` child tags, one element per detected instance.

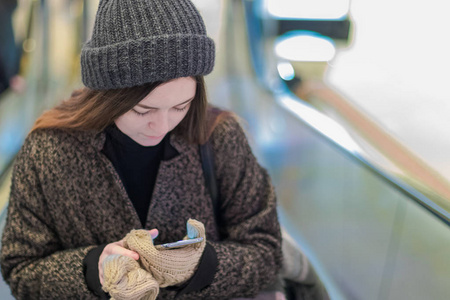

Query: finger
<box><xmin>149</xmin><ymin>229</ymin><xmax>159</xmax><ymax>240</ymax></box>
<box><xmin>110</xmin><ymin>245</ymin><xmax>139</xmax><ymax>260</ymax></box>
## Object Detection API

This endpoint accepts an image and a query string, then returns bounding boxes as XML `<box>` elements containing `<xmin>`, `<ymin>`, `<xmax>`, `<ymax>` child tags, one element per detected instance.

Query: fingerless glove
<box><xmin>102</xmin><ymin>219</ymin><xmax>207</xmax><ymax>300</ymax></box>
<box><xmin>125</xmin><ymin>218</ymin><xmax>206</xmax><ymax>287</ymax></box>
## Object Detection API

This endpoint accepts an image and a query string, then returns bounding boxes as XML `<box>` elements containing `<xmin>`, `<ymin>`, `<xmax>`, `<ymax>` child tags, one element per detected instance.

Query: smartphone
<box><xmin>154</xmin><ymin>237</ymin><xmax>204</xmax><ymax>250</ymax></box>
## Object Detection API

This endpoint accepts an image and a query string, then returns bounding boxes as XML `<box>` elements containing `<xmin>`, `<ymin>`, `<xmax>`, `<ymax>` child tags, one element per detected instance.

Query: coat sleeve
<box><xmin>0</xmin><ymin>136</ymin><xmax>98</xmax><ymax>299</ymax></box>
<box><xmin>189</xmin><ymin>116</ymin><xmax>283</xmax><ymax>299</ymax></box>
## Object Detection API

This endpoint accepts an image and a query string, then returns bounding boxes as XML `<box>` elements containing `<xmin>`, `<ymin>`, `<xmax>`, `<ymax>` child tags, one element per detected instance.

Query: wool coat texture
<box><xmin>0</xmin><ymin>115</ymin><xmax>282</xmax><ymax>299</ymax></box>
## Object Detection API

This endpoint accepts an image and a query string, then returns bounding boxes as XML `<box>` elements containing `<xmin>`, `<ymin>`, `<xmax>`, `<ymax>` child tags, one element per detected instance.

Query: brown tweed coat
<box><xmin>0</xmin><ymin>115</ymin><xmax>282</xmax><ymax>299</ymax></box>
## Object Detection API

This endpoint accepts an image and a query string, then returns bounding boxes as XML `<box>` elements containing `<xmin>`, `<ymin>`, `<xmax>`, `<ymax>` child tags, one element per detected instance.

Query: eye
<box><xmin>174</xmin><ymin>101</ymin><xmax>192</xmax><ymax>112</ymax></box>
<box><xmin>174</xmin><ymin>106</ymin><xmax>189</xmax><ymax>112</ymax></box>
<box><xmin>132</xmin><ymin>109</ymin><xmax>150</xmax><ymax>116</ymax></box>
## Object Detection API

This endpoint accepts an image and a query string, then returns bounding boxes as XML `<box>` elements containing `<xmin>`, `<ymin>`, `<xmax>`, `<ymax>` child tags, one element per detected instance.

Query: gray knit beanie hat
<box><xmin>81</xmin><ymin>0</ymin><xmax>215</xmax><ymax>90</ymax></box>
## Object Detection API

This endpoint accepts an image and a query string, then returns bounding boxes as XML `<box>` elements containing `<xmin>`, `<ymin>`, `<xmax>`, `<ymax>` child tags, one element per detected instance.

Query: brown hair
<box><xmin>32</xmin><ymin>76</ymin><xmax>212</xmax><ymax>144</ymax></box>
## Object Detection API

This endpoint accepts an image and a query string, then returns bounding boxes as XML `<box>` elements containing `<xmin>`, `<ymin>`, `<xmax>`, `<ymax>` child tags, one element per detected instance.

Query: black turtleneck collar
<box><xmin>104</xmin><ymin>124</ymin><xmax>179</xmax><ymax>159</ymax></box>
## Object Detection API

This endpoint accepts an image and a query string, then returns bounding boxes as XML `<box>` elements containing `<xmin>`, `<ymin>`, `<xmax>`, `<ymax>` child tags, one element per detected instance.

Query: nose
<box><xmin>148</xmin><ymin>110</ymin><xmax>169</xmax><ymax>135</ymax></box>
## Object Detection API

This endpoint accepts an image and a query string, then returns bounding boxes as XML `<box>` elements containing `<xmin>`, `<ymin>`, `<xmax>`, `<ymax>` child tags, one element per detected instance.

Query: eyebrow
<box><xmin>136</xmin><ymin>97</ymin><xmax>194</xmax><ymax>110</ymax></box>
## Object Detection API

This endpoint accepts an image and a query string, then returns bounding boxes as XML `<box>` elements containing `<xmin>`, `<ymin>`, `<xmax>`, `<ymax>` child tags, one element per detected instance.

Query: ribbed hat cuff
<box><xmin>81</xmin><ymin>34</ymin><xmax>215</xmax><ymax>90</ymax></box>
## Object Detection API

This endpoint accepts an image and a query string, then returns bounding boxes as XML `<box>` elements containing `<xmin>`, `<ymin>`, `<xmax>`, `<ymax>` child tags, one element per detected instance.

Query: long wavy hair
<box><xmin>31</xmin><ymin>76</ymin><xmax>220</xmax><ymax>144</ymax></box>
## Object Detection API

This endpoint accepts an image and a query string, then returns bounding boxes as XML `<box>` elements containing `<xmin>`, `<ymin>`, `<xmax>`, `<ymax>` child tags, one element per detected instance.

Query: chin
<box><xmin>138</xmin><ymin>137</ymin><xmax>164</xmax><ymax>147</ymax></box>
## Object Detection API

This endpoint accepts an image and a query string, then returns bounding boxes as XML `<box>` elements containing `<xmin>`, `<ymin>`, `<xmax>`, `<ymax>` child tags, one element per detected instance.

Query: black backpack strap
<box><xmin>199</xmin><ymin>141</ymin><xmax>221</xmax><ymax>227</ymax></box>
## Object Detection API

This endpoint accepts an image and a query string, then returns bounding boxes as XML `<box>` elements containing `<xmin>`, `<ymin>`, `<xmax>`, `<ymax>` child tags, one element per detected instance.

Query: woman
<box><xmin>0</xmin><ymin>0</ymin><xmax>282</xmax><ymax>299</ymax></box>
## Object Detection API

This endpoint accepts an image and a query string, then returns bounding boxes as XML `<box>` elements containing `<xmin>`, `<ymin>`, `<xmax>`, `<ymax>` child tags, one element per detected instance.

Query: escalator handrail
<box><xmin>239</xmin><ymin>0</ymin><xmax>450</xmax><ymax>225</ymax></box>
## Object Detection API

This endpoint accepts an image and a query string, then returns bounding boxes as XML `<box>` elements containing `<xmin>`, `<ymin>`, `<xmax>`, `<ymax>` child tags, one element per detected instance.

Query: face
<box><xmin>115</xmin><ymin>77</ymin><xmax>196</xmax><ymax>146</ymax></box>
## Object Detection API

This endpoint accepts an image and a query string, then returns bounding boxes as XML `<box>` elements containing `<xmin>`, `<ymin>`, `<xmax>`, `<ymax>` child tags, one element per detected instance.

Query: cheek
<box><xmin>170</xmin><ymin>111</ymin><xmax>189</xmax><ymax>129</ymax></box>
<box><xmin>115</xmin><ymin>114</ymin><xmax>144</xmax><ymax>133</ymax></box>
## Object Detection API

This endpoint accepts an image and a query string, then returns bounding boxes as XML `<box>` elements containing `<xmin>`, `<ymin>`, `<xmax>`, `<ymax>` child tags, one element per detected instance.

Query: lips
<box><xmin>143</xmin><ymin>133</ymin><xmax>164</xmax><ymax>139</ymax></box>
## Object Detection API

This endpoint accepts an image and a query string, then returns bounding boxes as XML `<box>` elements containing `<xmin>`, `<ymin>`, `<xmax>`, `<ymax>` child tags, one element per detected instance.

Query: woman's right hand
<box><xmin>98</xmin><ymin>229</ymin><xmax>159</xmax><ymax>285</ymax></box>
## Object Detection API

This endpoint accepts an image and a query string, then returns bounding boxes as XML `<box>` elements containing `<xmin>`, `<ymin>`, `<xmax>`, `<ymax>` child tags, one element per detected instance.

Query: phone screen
<box><xmin>154</xmin><ymin>237</ymin><xmax>204</xmax><ymax>250</ymax></box>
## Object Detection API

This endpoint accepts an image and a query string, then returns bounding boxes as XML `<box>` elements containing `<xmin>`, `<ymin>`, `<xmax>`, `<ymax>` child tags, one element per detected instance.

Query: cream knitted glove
<box><xmin>102</xmin><ymin>254</ymin><xmax>159</xmax><ymax>300</ymax></box>
<box><xmin>124</xmin><ymin>218</ymin><xmax>206</xmax><ymax>287</ymax></box>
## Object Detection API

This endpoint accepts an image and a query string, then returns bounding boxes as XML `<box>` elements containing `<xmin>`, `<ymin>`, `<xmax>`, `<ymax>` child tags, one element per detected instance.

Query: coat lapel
<box><xmin>145</xmin><ymin>133</ymin><xmax>212</xmax><ymax>242</ymax></box>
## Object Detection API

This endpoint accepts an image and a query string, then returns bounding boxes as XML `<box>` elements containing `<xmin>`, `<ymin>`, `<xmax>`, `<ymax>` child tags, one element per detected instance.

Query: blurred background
<box><xmin>1</xmin><ymin>0</ymin><xmax>449</xmax><ymax>299</ymax></box>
